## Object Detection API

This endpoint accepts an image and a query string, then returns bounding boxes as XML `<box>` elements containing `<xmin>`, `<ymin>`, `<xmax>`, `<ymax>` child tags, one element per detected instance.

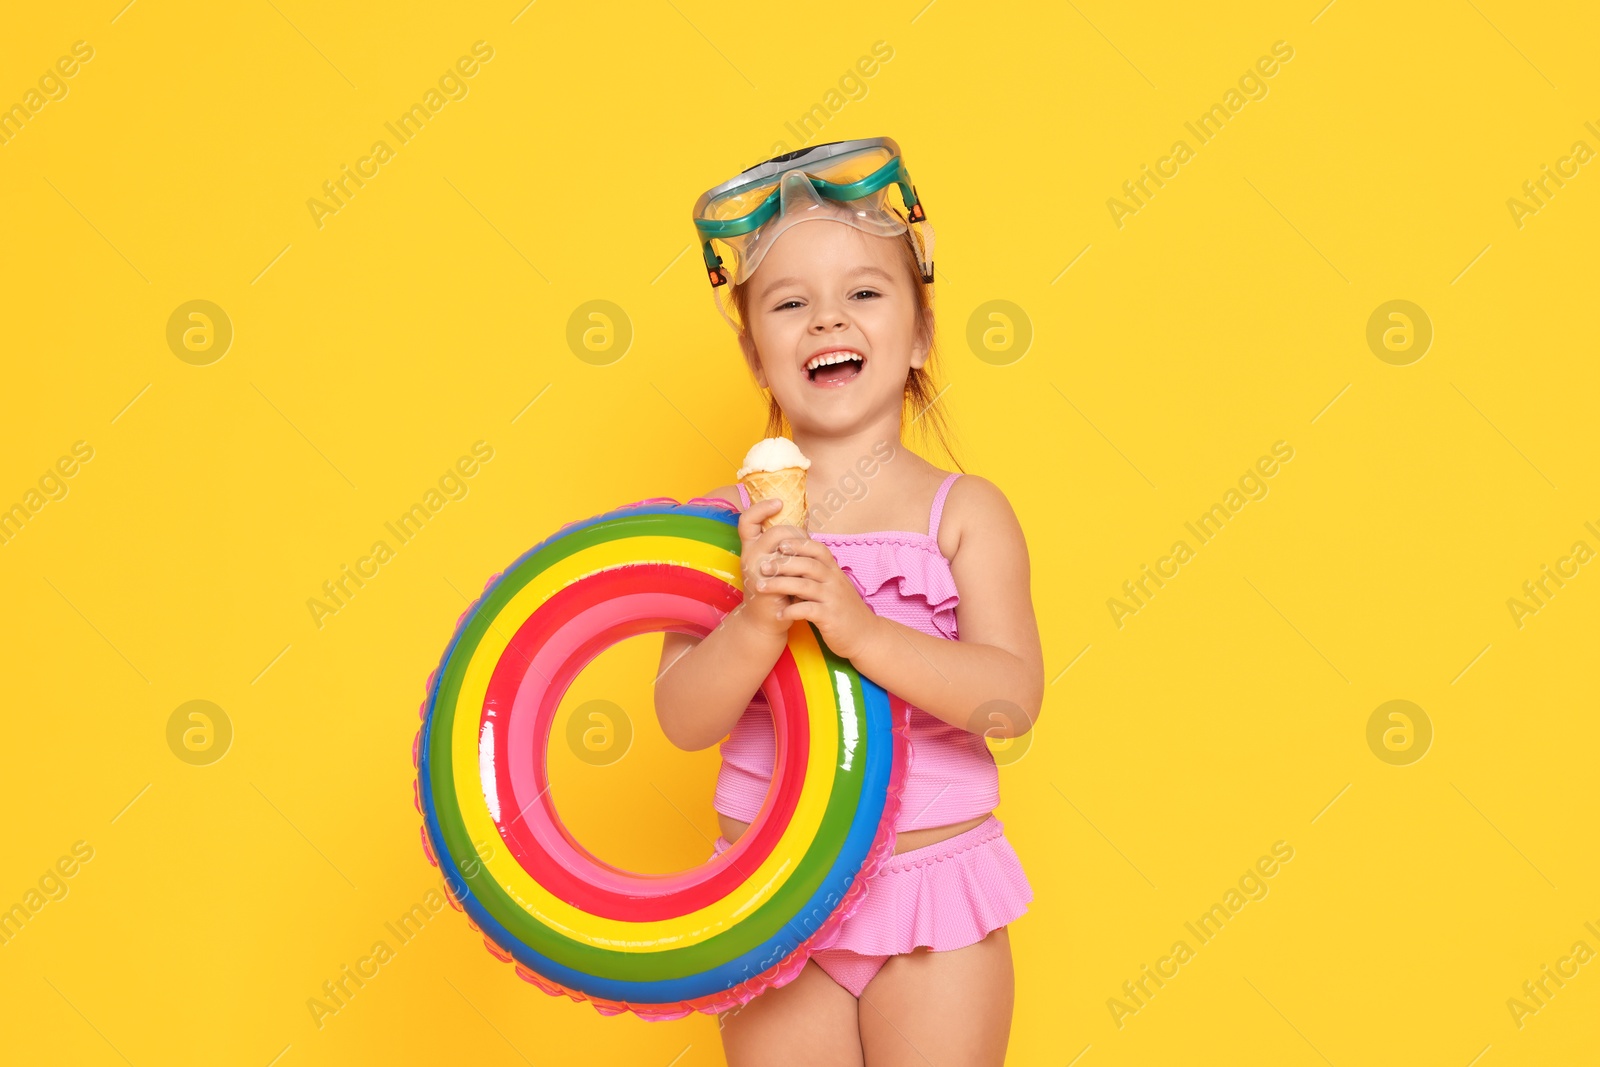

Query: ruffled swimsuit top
<box><xmin>701</xmin><ymin>471</ymin><xmax>1000</xmax><ymax>832</ymax></box>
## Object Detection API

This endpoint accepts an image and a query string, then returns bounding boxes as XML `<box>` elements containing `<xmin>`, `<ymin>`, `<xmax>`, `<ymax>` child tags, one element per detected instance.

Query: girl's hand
<box><xmin>734</xmin><ymin>497</ymin><xmax>804</xmax><ymax>641</ymax></box>
<box><xmin>755</xmin><ymin>536</ymin><xmax>882</xmax><ymax>661</ymax></box>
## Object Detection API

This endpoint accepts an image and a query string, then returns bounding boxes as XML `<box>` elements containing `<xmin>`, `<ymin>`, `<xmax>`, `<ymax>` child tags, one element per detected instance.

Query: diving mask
<box><xmin>692</xmin><ymin>137</ymin><xmax>936</xmax><ymax>292</ymax></box>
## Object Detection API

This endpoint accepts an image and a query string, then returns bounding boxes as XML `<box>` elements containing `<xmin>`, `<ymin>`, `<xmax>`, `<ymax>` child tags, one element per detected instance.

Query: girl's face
<box><xmin>738</xmin><ymin>221</ymin><xmax>931</xmax><ymax>438</ymax></box>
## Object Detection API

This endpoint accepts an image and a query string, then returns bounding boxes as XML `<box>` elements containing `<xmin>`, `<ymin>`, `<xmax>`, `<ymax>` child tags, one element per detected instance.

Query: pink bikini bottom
<box><xmin>709</xmin><ymin>814</ymin><xmax>1032</xmax><ymax>999</ymax></box>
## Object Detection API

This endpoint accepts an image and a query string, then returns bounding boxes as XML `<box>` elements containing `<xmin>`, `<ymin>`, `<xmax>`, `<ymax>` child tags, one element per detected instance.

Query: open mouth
<box><xmin>805</xmin><ymin>349</ymin><xmax>865</xmax><ymax>387</ymax></box>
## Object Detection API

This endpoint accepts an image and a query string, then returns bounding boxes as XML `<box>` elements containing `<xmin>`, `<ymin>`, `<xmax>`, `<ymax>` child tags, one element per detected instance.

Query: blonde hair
<box><xmin>728</xmin><ymin>226</ymin><xmax>962</xmax><ymax>470</ymax></box>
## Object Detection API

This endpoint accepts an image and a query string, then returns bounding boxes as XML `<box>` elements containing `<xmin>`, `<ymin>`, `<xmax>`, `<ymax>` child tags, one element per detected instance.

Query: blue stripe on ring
<box><xmin>418</xmin><ymin>670</ymin><xmax>894</xmax><ymax>1005</ymax></box>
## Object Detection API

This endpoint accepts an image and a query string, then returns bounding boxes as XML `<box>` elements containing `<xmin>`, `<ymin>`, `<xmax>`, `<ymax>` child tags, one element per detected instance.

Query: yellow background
<box><xmin>2</xmin><ymin>0</ymin><xmax>1597</xmax><ymax>1063</ymax></box>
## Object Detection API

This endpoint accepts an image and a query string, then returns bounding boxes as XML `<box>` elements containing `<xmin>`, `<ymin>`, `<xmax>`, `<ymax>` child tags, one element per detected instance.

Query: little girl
<box><xmin>656</xmin><ymin>138</ymin><xmax>1043</xmax><ymax>1066</ymax></box>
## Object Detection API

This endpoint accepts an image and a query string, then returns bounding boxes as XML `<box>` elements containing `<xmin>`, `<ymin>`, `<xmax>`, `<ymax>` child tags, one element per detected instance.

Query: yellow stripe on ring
<box><xmin>448</xmin><ymin>535</ymin><xmax>843</xmax><ymax>952</ymax></box>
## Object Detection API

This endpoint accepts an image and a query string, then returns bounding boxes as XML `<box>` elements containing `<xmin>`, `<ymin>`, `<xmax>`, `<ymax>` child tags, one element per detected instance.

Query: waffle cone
<box><xmin>742</xmin><ymin>468</ymin><xmax>808</xmax><ymax>531</ymax></box>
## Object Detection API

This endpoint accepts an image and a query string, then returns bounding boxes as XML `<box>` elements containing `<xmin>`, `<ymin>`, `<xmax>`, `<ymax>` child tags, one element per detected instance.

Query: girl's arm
<box><xmin>853</xmin><ymin>475</ymin><xmax>1044</xmax><ymax>736</ymax></box>
<box><xmin>655</xmin><ymin>617</ymin><xmax>785</xmax><ymax>752</ymax></box>
<box><xmin>756</xmin><ymin>476</ymin><xmax>1045</xmax><ymax>738</ymax></box>
<box><xmin>653</xmin><ymin>492</ymin><xmax>796</xmax><ymax>752</ymax></box>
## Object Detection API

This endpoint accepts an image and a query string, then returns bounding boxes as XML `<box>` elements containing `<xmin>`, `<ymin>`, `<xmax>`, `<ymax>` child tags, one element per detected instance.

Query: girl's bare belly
<box><xmin>716</xmin><ymin>811</ymin><xmax>990</xmax><ymax>855</ymax></box>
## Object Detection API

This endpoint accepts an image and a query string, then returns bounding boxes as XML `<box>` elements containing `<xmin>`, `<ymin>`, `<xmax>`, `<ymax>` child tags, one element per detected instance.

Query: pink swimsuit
<box><xmin>696</xmin><ymin>472</ymin><xmax>1033</xmax><ymax>999</ymax></box>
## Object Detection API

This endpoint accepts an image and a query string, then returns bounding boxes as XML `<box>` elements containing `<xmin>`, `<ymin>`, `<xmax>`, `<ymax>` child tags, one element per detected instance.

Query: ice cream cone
<box><xmin>743</xmin><ymin>467</ymin><xmax>808</xmax><ymax>531</ymax></box>
<box><xmin>738</xmin><ymin>436</ymin><xmax>812</xmax><ymax>532</ymax></box>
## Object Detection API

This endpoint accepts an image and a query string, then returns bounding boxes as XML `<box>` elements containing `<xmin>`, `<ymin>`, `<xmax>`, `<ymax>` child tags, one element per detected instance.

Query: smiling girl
<box><xmin>655</xmin><ymin>139</ymin><xmax>1043</xmax><ymax>1066</ymax></box>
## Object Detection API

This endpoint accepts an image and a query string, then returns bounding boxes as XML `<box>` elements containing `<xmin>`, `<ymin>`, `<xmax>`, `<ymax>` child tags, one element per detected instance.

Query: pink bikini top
<box><xmin>698</xmin><ymin>471</ymin><xmax>1001</xmax><ymax>832</ymax></box>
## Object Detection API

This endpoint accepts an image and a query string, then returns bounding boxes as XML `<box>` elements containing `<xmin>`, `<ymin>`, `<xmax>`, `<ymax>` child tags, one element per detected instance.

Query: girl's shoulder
<box><xmin>937</xmin><ymin>472</ymin><xmax>1025</xmax><ymax>565</ymax></box>
<box><xmin>696</xmin><ymin>484</ymin><xmax>742</xmax><ymax>509</ymax></box>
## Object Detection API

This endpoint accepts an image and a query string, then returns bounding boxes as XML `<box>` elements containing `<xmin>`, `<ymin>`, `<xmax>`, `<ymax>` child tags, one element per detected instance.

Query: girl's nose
<box><xmin>809</xmin><ymin>305</ymin><xmax>849</xmax><ymax>332</ymax></box>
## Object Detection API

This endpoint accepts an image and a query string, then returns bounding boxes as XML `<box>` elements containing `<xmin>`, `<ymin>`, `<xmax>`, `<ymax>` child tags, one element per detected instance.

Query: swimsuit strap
<box><xmin>736</xmin><ymin>482</ymin><xmax>751</xmax><ymax>509</ymax></box>
<box><xmin>927</xmin><ymin>472</ymin><xmax>963</xmax><ymax>539</ymax></box>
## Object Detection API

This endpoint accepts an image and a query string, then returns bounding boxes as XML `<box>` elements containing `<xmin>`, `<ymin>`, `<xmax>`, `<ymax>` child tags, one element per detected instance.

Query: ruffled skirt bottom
<box><xmin>710</xmin><ymin>815</ymin><xmax>1032</xmax><ymax>997</ymax></box>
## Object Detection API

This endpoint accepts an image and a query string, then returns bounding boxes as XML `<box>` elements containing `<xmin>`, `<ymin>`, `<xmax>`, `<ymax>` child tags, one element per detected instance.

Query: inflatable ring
<box><xmin>412</xmin><ymin>498</ymin><xmax>910</xmax><ymax>1020</ymax></box>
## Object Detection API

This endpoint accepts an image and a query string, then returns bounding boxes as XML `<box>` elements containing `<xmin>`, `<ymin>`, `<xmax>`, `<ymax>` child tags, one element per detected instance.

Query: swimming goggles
<box><xmin>691</xmin><ymin>136</ymin><xmax>935</xmax><ymax>290</ymax></box>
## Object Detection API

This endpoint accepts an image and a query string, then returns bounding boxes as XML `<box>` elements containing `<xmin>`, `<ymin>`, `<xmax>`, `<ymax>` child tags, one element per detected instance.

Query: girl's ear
<box><xmin>909</xmin><ymin>303</ymin><xmax>933</xmax><ymax>371</ymax></box>
<box><xmin>738</xmin><ymin>328</ymin><xmax>769</xmax><ymax>388</ymax></box>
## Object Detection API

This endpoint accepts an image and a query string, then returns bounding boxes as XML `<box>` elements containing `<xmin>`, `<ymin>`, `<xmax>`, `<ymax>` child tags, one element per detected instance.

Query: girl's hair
<box><xmin>729</xmin><ymin>225</ymin><xmax>963</xmax><ymax>471</ymax></box>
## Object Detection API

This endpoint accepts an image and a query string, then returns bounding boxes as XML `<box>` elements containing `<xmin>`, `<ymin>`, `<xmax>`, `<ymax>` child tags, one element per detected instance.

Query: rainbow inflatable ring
<box><xmin>412</xmin><ymin>497</ymin><xmax>910</xmax><ymax>1020</ymax></box>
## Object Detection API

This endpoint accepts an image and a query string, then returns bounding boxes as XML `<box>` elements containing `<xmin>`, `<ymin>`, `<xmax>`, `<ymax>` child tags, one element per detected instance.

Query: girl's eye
<box><xmin>773</xmin><ymin>290</ymin><xmax>878</xmax><ymax>311</ymax></box>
